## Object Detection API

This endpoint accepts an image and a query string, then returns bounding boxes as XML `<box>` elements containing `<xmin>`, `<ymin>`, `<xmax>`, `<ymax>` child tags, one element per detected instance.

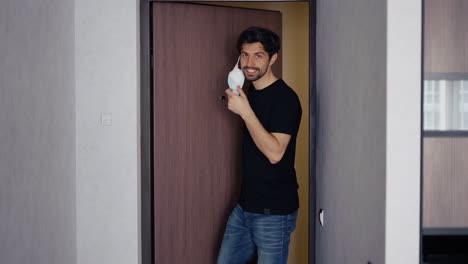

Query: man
<box><xmin>217</xmin><ymin>26</ymin><xmax>302</xmax><ymax>264</ymax></box>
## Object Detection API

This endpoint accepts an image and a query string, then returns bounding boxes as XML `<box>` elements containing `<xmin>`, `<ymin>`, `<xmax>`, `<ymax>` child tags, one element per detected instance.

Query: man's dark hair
<box><xmin>236</xmin><ymin>26</ymin><xmax>281</xmax><ymax>59</ymax></box>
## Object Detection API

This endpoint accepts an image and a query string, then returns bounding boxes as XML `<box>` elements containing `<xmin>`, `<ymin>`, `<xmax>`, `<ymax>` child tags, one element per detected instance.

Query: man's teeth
<box><xmin>246</xmin><ymin>69</ymin><xmax>256</xmax><ymax>73</ymax></box>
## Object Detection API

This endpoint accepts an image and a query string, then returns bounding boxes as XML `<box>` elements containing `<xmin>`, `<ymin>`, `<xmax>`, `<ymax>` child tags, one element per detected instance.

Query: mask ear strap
<box><xmin>236</xmin><ymin>56</ymin><xmax>241</xmax><ymax>69</ymax></box>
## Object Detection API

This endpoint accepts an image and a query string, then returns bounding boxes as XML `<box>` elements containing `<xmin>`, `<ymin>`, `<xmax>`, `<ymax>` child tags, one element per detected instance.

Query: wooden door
<box><xmin>424</xmin><ymin>0</ymin><xmax>468</xmax><ymax>73</ymax></box>
<box><xmin>153</xmin><ymin>3</ymin><xmax>282</xmax><ymax>263</ymax></box>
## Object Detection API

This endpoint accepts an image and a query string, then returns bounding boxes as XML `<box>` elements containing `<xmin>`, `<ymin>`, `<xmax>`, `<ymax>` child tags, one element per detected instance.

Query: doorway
<box><xmin>140</xmin><ymin>1</ymin><xmax>315</xmax><ymax>264</ymax></box>
<box><xmin>422</xmin><ymin>0</ymin><xmax>468</xmax><ymax>262</ymax></box>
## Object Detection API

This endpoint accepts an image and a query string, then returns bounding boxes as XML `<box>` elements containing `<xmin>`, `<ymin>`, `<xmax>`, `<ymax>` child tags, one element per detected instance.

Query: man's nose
<box><xmin>246</xmin><ymin>56</ymin><xmax>254</xmax><ymax>67</ymax></box>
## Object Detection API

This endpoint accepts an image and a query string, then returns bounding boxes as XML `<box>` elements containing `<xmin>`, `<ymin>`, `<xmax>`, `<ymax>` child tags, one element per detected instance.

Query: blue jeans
<box><xmin>217</xmin><ymin>204</ymin><xmax>298</xmax><ymax>264</ymax></box>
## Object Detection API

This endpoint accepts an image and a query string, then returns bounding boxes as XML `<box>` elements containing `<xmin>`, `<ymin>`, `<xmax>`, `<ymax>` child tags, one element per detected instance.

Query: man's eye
<box><xmin>242</xmin><ymin>53</ymin><xmax>248</xmax><ymax>57</ymax></box>
<box><xmin>256</xmin><ymin>55</ymin><xmax>262</xmax><ymax>59</ymax></box>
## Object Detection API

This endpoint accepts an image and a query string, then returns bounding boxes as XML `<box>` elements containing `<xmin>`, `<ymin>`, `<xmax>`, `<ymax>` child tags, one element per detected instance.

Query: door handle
<box><xmin>319</xmin><ymin>208</ymin><xmax>324</xmax><ymax>227</ymax></box>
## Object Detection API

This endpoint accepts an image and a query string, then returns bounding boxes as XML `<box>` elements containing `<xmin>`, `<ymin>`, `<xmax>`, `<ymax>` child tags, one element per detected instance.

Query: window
<box><xmin>423</xmin><ymin>79</ymin><xmax>468</xmax><ymax>131</ymax></box>
<box><xmin>424</xmin><ymin>80</ymin><xmax>440</xmax><ymax>130</ymax></box>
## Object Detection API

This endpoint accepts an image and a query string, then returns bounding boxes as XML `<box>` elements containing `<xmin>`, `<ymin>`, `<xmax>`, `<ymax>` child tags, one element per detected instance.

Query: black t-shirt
<box><xmin>239</xmin><ymin>79</ymin><xmax>302</xmax><ymax>215</ymax></box>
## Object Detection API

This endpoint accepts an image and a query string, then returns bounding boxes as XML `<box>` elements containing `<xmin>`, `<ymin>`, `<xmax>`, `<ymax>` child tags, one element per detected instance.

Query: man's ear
<box><xmin>269</xmin><ymin>53</ymin><xmax>278</xmax><ymax>66</ymax></box>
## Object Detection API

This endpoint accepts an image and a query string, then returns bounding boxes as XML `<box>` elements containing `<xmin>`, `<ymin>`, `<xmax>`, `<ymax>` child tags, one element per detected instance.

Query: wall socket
<box><xmin>101</xmin><ymin>113</ymin><xmax>112</xmax><ymax>126</ymax></box>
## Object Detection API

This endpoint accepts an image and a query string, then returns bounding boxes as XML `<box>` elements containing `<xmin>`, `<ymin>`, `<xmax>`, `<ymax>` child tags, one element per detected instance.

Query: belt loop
<box><xmin>263</xmin><ymin>208</ymin><xmax>271</xmax><ymax>215</ymax></box>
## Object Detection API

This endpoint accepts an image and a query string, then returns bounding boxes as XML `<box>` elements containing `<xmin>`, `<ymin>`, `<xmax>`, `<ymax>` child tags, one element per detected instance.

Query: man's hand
<box><xmin>225</xmin><ymin>86</ymin><xmax>254</xmax><ymax>120</ymax></box>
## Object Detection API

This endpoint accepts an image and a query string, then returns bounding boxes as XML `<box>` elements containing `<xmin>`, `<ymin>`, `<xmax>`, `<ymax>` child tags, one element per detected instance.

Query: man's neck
<box><xmin>252</xmin><ymin>71</ymin><xmax>278</xmax><ymax>90</ymax></box>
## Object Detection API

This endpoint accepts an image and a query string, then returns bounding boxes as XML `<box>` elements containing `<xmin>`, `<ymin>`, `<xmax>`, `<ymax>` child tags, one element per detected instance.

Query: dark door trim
<box><xmin>309</xmin><ymin>1</ymin><xmax>317</xmax><ymax>263</ymax></box>
<box><xmin>139</xmin><ymin>1</ymin><xmax>317</xmax><ymax>263</ymax></box>
<box><xmin>420</xmin><ymin>1</ymin><xmax>425</xmax><ymax>263</ymax></box>
<box><xmin>140</xmin><ymin>1</ymin><xmax>153</xmax><ymax>264</ymax></box>
<box><xmin>309</xmin><ymin>0</ymin><xmax>318</xmax><ymax>264</ymax></box>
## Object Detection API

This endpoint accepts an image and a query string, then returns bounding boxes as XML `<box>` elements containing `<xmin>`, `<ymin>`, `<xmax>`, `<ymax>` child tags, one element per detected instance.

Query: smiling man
<box><xmin>217</xmin><ymin>26</ymin><xmax>302</xmax><ymax>264</ymax></box>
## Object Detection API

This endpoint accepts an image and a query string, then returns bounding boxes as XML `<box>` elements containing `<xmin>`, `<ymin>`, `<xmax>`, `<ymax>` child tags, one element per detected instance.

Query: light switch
<box><xmin>101</xmin><ymin>113</ymin><xmax>112</xmax><ymax>126</ymax></box>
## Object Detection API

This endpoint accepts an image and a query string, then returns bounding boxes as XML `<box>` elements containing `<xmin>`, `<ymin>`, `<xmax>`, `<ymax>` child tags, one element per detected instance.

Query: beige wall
<box><xmin>203</xmin><ymin>2</ymin><xmax>310</xmax><ymax>263</ymax></box>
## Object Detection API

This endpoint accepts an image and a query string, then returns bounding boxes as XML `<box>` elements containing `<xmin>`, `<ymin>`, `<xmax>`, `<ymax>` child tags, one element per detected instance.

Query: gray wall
<box><xmin>75</xmin><ymin>0</ymin><xmax>140</xmax><ymax>263</ymax></box>
<box><xmin>0</xmin><ymin>0</ymin><xmax>76</xmax><ymax>264</ymax></box>
<box><xmin>316</xmin><ymin>0</ymin><xmax>387</xmax><ymax>263</ymax></box>
<box><xmin>316</xmin><ymin>0</ymin><xmax>422</xmax><ymax>263</ymax></box>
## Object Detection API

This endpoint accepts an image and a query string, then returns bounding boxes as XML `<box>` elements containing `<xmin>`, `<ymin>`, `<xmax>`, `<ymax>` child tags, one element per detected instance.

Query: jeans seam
<box><xmin>282</xmin><ymin>215</ymin><xmax>286</xmax><ymax>261</ymax></box>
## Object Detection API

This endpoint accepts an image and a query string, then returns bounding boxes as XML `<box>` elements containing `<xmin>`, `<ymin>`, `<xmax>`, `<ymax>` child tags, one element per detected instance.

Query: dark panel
<box><xmin>424</xmin><ymin>72</ymin><xmax>468</xmax><ymax>80</ymax></box>
<box><xmin>424</xmin><ymin>228</ymin><xmax>468</xmax><ymax>236</ymax></box>
<box><xmin>424</xmin><ymin>0</ymin><xmax>468</xmax><ymax>73</ymax></box>
<box><xmin>309</xmin><ymin>0</ymin><xmax>316</xmax><ymax>263</ymax></box>
<box><xmin>423</xmin><ymin>234</ymin><xmax>468</xmax><ymax>262</ymax></box>
<box><xmin>423</xmin><ymin>138</ymin><xmax>468</xmax><ymax>227</ymax></box>
<box><xmin>153</xmin><ymin>3</ymin><xmax>281</xmax><ymax>263</ymax></box>
<box><xmin>140</xmin><ymin>1</ymin><xmax>153</xmax><ymax>264</ymax></box>
<box><xmin>424</xmin><ymin>131</ymin><xmax>468</xmax><ymax>137</ymax></box>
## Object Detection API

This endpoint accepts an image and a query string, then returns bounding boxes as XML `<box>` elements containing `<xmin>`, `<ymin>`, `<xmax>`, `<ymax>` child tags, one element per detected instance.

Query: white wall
<box><xmin>75</xmin><ymin>0</ymin><xmax>140</xmax><ymax>263</ymax></box>
<box><xmin>385</xmin><ymin>0</ymin><xmax>421</xmax><ymax>263</ymax></box>
<box><xmin>0</xmin><ymin>0</ymin><xmax>76</xmax><ymax>263</ymax></box>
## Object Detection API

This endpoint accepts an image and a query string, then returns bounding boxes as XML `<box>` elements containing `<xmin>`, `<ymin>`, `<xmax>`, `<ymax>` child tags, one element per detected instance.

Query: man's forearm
<box><xmin>242</xmin><ymin>113</ymin><xmax>285</xmax><ymax>164</ymax></box>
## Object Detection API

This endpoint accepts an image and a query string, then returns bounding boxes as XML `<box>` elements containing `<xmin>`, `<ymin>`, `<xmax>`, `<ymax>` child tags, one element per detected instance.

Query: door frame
<box><xmin>139</xmin><ymin>1</ymin><xmax>317</xmax><ymax>263</ymax></box>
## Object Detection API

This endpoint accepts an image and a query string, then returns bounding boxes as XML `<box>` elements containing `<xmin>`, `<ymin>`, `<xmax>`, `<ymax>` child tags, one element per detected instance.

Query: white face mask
<box><xmin>227</xmin><ymin>57</ymin><xmax>244</xmax><ymax>95</ymax></box>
